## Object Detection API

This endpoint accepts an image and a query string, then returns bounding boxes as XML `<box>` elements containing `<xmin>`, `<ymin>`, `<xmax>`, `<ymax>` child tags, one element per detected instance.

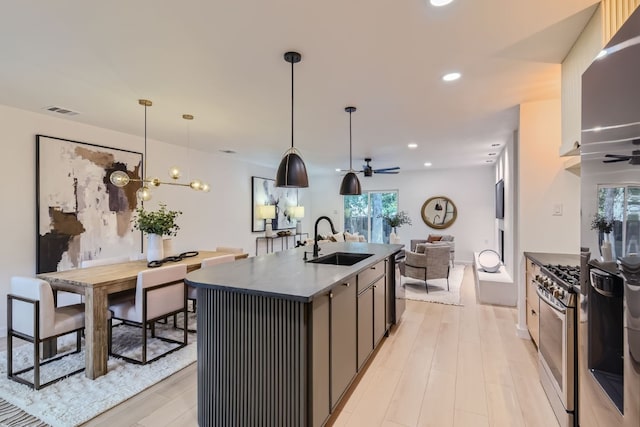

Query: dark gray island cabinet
<box><xmin>186</xmin><ymin>242</ymin><xmax>403</xmax><ymax>427</ymax></box>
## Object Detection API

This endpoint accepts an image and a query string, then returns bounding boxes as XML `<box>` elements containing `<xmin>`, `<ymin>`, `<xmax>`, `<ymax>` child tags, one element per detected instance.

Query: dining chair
<box><xmin>215</xmin><ymin>246</ymin><xmax>243</xmax><ymax>254</ymax></box>
<box><xmin>180</xmin><ymin>254</ymin><xmax>236</xmax><ymax>332</ymax></box>
<box><xmin>7</xmin><ymin>277</ymin><xmax>85</xmax><ymax>389</ymax></box>
<box><xmin>108</xmin><ymin>264</ymin><xmax>187</xmax><ymax>364</ymax></box>
<box><xmin>80</xmin><ymin>255</ymin><xmax>131</xmax><ymax>268</ymax></box>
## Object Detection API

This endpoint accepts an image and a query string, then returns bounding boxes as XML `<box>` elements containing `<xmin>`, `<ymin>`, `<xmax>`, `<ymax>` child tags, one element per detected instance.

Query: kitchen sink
<box><xmin>308</xmin><ymin>252</ymin><xmax>373</xmax><ymax>266</ymax></box>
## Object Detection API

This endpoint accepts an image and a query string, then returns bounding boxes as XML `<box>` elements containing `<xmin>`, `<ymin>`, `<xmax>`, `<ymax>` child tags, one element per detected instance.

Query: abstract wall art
<box><xmin>36</xmin><ymin>135</ymin><xmax>143</xmax><ymax>273</ymax></box>
<box><xmin>251</xmin><ymin>176</ymin><xmax>298</xmax><ymax>232</ymax></box>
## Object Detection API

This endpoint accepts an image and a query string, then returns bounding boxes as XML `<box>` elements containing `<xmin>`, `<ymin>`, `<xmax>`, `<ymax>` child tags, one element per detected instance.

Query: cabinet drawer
<box><xmin>358</xmin><ymin>260</ymin><xmax>385</xmax><ymax>292</ymax></box>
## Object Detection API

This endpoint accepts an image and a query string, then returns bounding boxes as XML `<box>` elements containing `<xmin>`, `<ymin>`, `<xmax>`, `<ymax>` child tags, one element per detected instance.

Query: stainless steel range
<box><xmin>535</xmin><ymin>264</ymin><xmax>579</xmax><ymax>427</ymax></box>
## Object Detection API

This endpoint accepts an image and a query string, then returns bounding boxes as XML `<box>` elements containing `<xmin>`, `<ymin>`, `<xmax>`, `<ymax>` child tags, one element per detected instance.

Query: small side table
<box><xmin>294</xmin><ymin>232</ymin><xmax>309</xmax><ymax>246</ymax></box>
<box><xmin>255</xmin><ymin>236</ymin><xmax>285</xmax><ymax>255</ymax></box>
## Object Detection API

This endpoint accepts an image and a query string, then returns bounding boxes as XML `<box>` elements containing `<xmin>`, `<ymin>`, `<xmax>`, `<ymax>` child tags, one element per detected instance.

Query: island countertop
<box><xmin>185</xmin><ymin>242</ymin><xmax>403</xmax><ymax>303</ymax></box>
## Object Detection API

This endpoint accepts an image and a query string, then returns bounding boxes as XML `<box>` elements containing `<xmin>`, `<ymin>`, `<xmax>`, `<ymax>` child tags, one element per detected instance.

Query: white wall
<box><xmin>495</xmin><ymin>129</ymin><xmax>518</xmax><ymax>279</ymax></box>
<box><xmin>307</xmin><ymin>167</ymin><xmax>496</xmax><ymax>264</ymax></box>
<box><xmin>0</xmin><ymin>104</ymin><xmax>276</xmax><ymax>336</ymax></box>
<box><xmin>515</xmin><ymin>99</ymin><xmax>581</xmax><ymax>335</ymax></box>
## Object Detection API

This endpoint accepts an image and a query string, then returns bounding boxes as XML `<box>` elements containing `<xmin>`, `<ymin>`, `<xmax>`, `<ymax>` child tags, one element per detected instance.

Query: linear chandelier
<box><xmin>109</xmin><ymin>99</ymin><xmax>210</xmax><ymax>201</ymax></box>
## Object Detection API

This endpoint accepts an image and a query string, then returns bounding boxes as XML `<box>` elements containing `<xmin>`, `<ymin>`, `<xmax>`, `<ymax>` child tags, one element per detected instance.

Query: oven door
<box><xmin>537</xmin><ymin>287</ymin><xmax>575</xmax><ymax>412</ymax></box>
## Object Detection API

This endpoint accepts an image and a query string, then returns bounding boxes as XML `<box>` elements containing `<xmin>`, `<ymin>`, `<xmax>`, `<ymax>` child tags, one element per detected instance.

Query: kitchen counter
<box><xmin>186</xmin><ymin>242</ymin><xmax>403</xmax><ymax>302</ymax></box>
<box><xmin>524</xmin><ymin>251</ymin><xmax>580</xmax><ymax>268</ymax></box>
<box><xmin>186</xmin><ymin>242</ymin><xmax>403</xmax><ymax>427</ymax></box>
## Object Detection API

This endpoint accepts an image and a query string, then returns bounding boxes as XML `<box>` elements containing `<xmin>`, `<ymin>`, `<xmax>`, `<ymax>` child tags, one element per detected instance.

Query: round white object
<box><xmin>478</xmin><ymin>249</ymin><xmax>501</xmax><ymax>273</ymax></box>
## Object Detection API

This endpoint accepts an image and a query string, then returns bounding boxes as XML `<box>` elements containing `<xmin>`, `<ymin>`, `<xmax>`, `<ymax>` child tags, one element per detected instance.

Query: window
<box><xmin>598</xmin><ymin>184</ymin><xmax>640</xmax><ymax>257</ymax></box>
<box><xmin>344</xmin><ymin>191</ymin><xmax>398</xmax><ymax>243</ymax></box>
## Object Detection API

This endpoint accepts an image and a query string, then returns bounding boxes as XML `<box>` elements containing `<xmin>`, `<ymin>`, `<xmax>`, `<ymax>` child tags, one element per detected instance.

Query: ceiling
<box><xmin>0</xmin><ymin>0</ymin><xmax>599</xmax><ymax>175</ymax></box>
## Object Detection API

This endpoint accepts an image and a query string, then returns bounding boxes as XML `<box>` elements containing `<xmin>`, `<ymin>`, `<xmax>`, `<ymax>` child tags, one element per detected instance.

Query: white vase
<box><xmin>162</xmin><ymin>238</ymin><xmax>174</xmax><ymax>257</ymax></box>
<box><xmin>601</xmin><ymin>233</ymin><xmax>613</xmax><ymax>262</ymax></box>
<box><xmin>147</xmin><ymin>233</ymin><xmax>164</xmax><ymax>262</ymax></box>
<box><xmin>389</xmin><ymin>231</ymin><xmax>401</xmax><ymax>244</ymax></box>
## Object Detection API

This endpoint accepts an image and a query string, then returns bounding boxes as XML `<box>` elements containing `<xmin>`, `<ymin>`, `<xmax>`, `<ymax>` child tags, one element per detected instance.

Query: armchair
<box><xmin>402</xmin><ymin>245</ymin><xmax>450</xmax><ymax>293</ymax></box>
<box><xmin>411</xmin><ymin>235</ymin><xmax>455</xmax><ymax>266</ymax></box>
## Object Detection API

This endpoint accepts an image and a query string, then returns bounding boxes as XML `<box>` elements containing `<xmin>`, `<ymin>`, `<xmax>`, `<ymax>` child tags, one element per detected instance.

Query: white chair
<box><xmin>7</xmin><ymin>277</ymin><xmax>85</xmax><ymax>389</ymax></box>
<box><xmin>181</xmin><ymin>254</ymin><xmax>236</xmax><ymax>332</ymax></box>
<box><xmin>108</xmin><ymin>264</ymin><xmax>187</xmax><ymax>364</ymax></box>
<box><xmin>80</xmin><ymin>255</ymin><xmax>130</xmax><ymax>268</ymax></box>
<box><xmin>57</xmin><ymin>255</ymin><xmax>131</xmax><ymax>306</ymax></box>
<box><xmin>215</xmin><ymin>246</ymin><xmax>243</xmax><ymax>254</ymax></box>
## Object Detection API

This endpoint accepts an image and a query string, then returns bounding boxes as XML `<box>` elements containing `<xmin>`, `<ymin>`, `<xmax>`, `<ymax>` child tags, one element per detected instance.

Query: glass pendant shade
<box><xmin>136</xmin><ymin>186</ymin><xmax>152</xmax><ymax>202</ymax></box>
<box><xmin>276</xmin><ymin>147</ymin><xmax>309</xmax><ymax>188</ymax></box>
<box><xmin>340</xmin><ymin>171</ymin><xmax>362</xmax><ymax>195</ymax></box>
<box><xmin>109</xmin><ymin>170</ymin><xmax>130</xmax><ymax>187</ymax></box>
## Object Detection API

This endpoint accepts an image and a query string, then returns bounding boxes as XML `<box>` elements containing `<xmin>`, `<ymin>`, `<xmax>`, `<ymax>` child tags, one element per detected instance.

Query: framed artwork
<box><xmin>36</xmin><ymin>135</ymin><xmax>143</xmax><ymax>273</ymax></box>
<box><xmin>251</xmin><ymin>176</ymin><xmax>298</xmax><ymax>232</ymax></box>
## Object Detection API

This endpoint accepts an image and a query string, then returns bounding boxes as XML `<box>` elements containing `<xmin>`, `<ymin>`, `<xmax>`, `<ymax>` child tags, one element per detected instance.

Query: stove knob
<box><xmin>558</xmin><ymin>289</ymin><xmax>565</xmax><ymax>299</ymax></box>
<box><xmin>553</xmin><ymin>289</ymin><xmax>560</xmax><ymax>298</ymax></box>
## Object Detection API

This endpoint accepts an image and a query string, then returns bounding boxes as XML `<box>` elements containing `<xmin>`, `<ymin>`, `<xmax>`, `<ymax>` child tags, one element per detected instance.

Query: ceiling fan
<box><xmin>361</xmin><ymin>158</ymin><xmax>400</xmax><ymax>177</ymax></box>
<box><xmin>603</xmin><ymin>139</ymin><xmax>640</xmax><ymax>165</ymax></box>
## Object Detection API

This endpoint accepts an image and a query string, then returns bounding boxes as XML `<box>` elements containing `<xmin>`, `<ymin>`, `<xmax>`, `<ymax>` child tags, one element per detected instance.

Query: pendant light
<box><xmin>276</xmin><ymin>51</ymin><xmax>309</xmax><ymax>188</ymax></box>
<box><xmin>339</xmin><ymin>106</ymin><xmax>362</xmax><ymax>195</ymax></box>
<box><xmin>109</xmin><ymin>99</ymin><xmax>210</xmax><ymax>201</ymax></box>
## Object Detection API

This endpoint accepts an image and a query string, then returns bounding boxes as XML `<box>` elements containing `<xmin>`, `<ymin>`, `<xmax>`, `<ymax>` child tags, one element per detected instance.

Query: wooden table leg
<box><xmin>84</xmin><ymin>287</ymin><xmax>108</xmax><ymax>379</ymax></box>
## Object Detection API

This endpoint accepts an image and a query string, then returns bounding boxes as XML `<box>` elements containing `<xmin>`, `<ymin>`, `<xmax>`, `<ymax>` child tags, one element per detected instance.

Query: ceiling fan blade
<box><xmin>374</xmin><ymin>170</ymin><xmax>400</xmax><ymax>174</ymax></box>
<box><xmin>603</xmin><ymin>158</ymin><xmax>629</xmax><ymax>163</ymax></box>
<box><xmin>604</xmin><ymin>154</ymin><xmax>630</xmax><ymax>159</ymax></box>
<box><xmin>373</xmin><ymin>166</ymin><xmax>400</xmax><ymax>172</ymax></box>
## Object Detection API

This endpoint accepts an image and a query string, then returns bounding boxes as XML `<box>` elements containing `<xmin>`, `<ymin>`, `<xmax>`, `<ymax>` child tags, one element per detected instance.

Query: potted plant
<box><xmin>133</xmin><ymin>203</ymin><xmax>182</xmax><ymax>261</ymax></box>
<box><xmin>590</xmin><ymin>213</ymin><xmax>614</xmax><ymax>261</ymax></box>
<box><xmin>380</xmin><ymin>211</ymin><xmax>412</xmax><ymax>243</ymax></box>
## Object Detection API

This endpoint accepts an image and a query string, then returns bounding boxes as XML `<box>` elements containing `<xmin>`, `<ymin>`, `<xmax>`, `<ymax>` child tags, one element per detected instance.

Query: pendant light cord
<box><xmin>349</xmin><ymin>110</ymin><xmax>353</xmax><ymax>170</ymax></box>
<box><xmin>291</xmin><ymin>60</ymin><xmax>294</xmax><ymax>149</ymax></box>
<box><xmin>144</xmin><ymin>104</ymin><xmax>147</xmax><ymax>180</ymax></box>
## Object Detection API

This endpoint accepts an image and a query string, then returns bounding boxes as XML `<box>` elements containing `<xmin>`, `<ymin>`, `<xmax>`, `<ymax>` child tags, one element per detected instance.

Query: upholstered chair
<box><xmin>7</xmin><ymin>277</ymin><xmax>85</xmax><ymax>389</ymax></box>
<box><xmin>402</xmin><ymin>245</ymin><xmax>451</xmax><ymax>293</ymax></box>
<box><xmin>411</xmin><ymin>235</ymin><xmax>455</xmax><ymax>266</ymax></box>
<box><xmin>108</xmin><ymin>263</ymin><xmax>187</xmax><ymax>364</ymax></box>
<box><xmin>215</xmin><ymin>247</ymin><xmax>243</xmax><ymax>254</ymax></box>
<box><xmin>184</xmin><ymin>254</ymin><xmax>237</xmax><ymax>329</ymax></box>
<box><xmin>80</xmin><ymin>255</ymin><xmax>131</xmax><ymax>268</ymax></box>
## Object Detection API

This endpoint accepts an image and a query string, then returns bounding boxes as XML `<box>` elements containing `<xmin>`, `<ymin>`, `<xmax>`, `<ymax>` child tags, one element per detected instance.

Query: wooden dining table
<box><xmin>36</xmin><ymin>250</ymin><xmax>248</xmax><ymax>379</ymax></box>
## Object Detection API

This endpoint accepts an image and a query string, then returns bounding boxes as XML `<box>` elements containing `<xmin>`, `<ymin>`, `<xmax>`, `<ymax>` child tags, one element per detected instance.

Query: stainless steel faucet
<box><xmin>313</xmin><ymin>216</ymin><xmax>337</xmax><ymax>258</ymax></box>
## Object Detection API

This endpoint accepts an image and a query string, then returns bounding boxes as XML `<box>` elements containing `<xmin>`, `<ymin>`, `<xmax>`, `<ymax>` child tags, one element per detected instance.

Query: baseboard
<box><xmin>516</xmin><ymin>324</ymin><xmax>531</xmax><ymax>340</ymax></box>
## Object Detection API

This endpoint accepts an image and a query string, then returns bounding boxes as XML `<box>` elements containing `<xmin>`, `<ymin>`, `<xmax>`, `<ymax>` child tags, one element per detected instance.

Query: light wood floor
<box><xmin>7</xmin><ymin>266</ymin><xmax>560</xmax><ymax>426</ymax></box>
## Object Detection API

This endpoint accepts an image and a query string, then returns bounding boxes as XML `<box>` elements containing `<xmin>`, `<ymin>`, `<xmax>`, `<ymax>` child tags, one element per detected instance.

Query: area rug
<box><xmin>0</xmin><ymin>313</ymin><xmax>196</xmax><ymax>427</ymax></box>
<box><xmin>401</xmin><ymin>264</ymin><xmax>465</xmax><ymax>306</ymax></box>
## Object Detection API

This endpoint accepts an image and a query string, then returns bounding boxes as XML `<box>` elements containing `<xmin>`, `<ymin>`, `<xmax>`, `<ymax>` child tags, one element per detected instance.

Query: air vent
<box><xmin>43</xmin><ymin>105</ymin><xmax>80</xmax><ymax>116</ymax></box>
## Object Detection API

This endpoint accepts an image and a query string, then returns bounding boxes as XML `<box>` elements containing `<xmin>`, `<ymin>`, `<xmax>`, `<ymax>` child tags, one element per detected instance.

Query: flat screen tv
<box><xmin>495</xmin><ymin>179</ymin><xmax>504</xmax><ymax>219</ymax></box>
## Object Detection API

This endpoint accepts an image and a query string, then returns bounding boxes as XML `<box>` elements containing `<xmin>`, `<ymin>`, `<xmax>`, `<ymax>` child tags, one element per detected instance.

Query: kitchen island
<box><xmin>186</xmin><ymin>242</ymin><xmax>403</xmax><ymax>427</ymax></box>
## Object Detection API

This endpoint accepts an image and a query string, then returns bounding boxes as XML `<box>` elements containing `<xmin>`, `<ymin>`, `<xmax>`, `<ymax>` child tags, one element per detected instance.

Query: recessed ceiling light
<box><xmin>491</xmin><ymin>143</ymin><xmax>501</xmax><ymax>147</ymax></box>
<box><xmin>442</xmin><ymin>72</ymin><xmax>461</xmax><ymax>82</ymax></box>
<box><xmin>430</xmin><ymin>0</ymin><xmax>454</xmax><ymax>6</ymax></box>
<box><xmin>335</xmin><ymin>168</ymin><xmax>341</xmax><ymax>172</ymax></box>
<box><xmin>408</xmin><ymin>143</ymin><xmax>418</xmax><ymax>149</ymax></box>
<box><xmin>488</xmin><ymin>153</ymin><xmax>497</xmax><ymax>156</ymax></box>
<box><xmin>424</xmin><ymin>162</ymin><xmax>432</xmax><ymax>167</ymax></box>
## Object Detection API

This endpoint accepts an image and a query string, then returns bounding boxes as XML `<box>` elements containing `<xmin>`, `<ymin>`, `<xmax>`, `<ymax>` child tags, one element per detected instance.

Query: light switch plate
<box><xmin>553</xmin><ymin>203</ymin><xmax>563</xmax><ymax>216</ymax></box>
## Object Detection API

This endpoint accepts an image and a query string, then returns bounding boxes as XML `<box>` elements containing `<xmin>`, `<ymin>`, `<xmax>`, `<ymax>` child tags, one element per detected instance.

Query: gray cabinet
<box><xmin>311</xmin><ymin>292</ymin><xmax>331</xmax><ymax>427</ymax></box>
<box><xmin>330</xmin><ymin>278</ymin><xmax>357</xmax><ymax>408</ymax></box>
<box><xmin>373</xmin><ymin>275</ymin><xmax>386</xmax><ymax>346</ymax></box>
<box><xmin>357</xmin><ymin>287</ymin><xmax>373</xmax><ymax>369</ymax></box>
